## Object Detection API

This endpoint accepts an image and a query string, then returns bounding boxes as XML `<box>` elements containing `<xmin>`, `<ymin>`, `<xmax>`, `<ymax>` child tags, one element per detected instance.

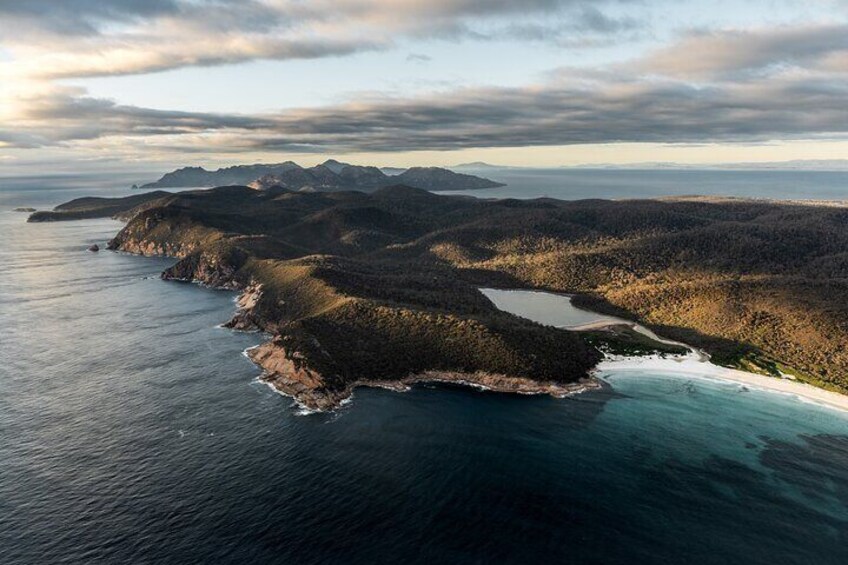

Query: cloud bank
<box><xmin>1</xmin><ymin>0</ymin><xmax>633</xmax><ymax>79</ymax></box>
<box><xmin>2</xmin><ymin>1</ymin><xmax>848</xmax><ymax>163</ymax></box>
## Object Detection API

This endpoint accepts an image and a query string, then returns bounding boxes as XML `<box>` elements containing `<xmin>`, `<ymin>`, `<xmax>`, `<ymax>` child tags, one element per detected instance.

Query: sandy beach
<box><xmin>481</xmin><ymin>288</ymin><xmax>848</xmax><ymax>414</ymax></box>
<box><xmin>596</xmin><ymin>351</ymin><xmax>848</xmax><ymax>414</ymax></box>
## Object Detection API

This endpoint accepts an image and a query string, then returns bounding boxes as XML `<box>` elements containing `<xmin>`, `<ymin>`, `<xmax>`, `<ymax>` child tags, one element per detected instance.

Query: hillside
<box><xmin>39</xmin><ymin>186</ymin><xmax>848</xmax><ymax>406</ymax></box>
<box><xmin>140</xmin><ymin>162</ymin><xmax>302</xmax><ymax>188</ymax></box>
<box><xmin>27</xmin><ymin>191</ymin><xmax>171</xmax><ymax>222</ymax></box>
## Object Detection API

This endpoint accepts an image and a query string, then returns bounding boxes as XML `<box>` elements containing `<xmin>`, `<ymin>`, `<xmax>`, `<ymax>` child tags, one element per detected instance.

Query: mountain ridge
<box><xmin>141</xmin><ymin>160</ymin><xmax>505</xmax><ymax>192</ymax></box>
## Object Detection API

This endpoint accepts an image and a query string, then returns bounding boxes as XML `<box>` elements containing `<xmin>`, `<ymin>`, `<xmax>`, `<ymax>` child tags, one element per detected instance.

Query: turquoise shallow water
<box><xmin>2</xmin><ymin>180</ymin><xmax>848</xmax><ymax>564</ymax></box>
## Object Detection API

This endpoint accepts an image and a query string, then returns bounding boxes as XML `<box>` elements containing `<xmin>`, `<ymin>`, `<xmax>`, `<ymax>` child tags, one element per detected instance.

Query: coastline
<box><xmin>116</xmin><ymin>251</ymin><xmax>600</xmax><ymax>412</ymax></box>
<box><xmin>135</xmin><ymin>254</ymin><xmax>848</xmax><ymax>414</ymax></box>
<box><xmin>248</xmin><ymin>339</ymin><xmax>602</xmax><ymax>412</ymax></box>
<box><xmin>596</xmin><ymin>352</ymin><xmax>848</xmax><ymax>414</ymax></box>
<box><xmin>261</xmin><ymin>373</ymin><xmax>601</xmax><ymax>413</ymax></box>
<box><xmin>481</xmin><ymin>288</ymin><xmax>848</xmax><ymax>414</ymax></box>
<box><xmin>241</xmin><ymin>284</ymin><xmax>848</xmax><ymax>413</ymax></box>
<box><xmin>49</xmin><ymin>191</ymin><xmax>848</xmax><ymax>415</ymax></box>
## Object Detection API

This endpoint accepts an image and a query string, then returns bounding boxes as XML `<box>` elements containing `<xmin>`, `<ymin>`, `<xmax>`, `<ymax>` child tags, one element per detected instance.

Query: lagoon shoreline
<box><xmin>483</xmin><ymin>288</ymin><xmax>848</xmax><ymax>414</ymax></box>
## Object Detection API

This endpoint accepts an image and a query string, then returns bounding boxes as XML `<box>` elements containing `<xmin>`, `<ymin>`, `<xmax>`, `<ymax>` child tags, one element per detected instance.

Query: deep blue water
<box><xmin>2</xmin><ymin>178</ymin><xmax>848</xmax><ymax>564</ymax></box>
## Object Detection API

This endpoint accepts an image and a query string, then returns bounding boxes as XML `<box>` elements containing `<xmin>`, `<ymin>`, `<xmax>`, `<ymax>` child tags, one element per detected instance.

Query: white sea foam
<box><xmin>241</xmin><ymin>344</ymin><xmax>261</xmax><ymax>359</ymax></box>
<box><xmin>596</xmin><ymin>353</ymin><xmax>848</xmax><ymax>414</ymax></box>
<box><xmin>482</xmin><ymin>287</ymin><xmax>848</xmax><ymax>414</ymax></box>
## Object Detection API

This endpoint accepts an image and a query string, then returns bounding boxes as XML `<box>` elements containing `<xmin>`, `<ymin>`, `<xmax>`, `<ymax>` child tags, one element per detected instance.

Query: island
<box><xmin>30</xmin><ymin>184</ymin><xmax>848</xmax><ymax>410</ymax></box>
<box><xmin>139</xmin><ymin>159</ymin><xmax>505</xmax><ymax>192</ymax></box>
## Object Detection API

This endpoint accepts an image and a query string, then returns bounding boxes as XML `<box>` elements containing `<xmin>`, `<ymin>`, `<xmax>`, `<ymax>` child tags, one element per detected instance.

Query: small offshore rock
<box><xmin>88</xmin><ymin>243</ymin><xmax>100</xmax><ymax>252</ymax></box>
<box><xmin>13</xmin><ymin>207</ymin><xmax>36</xmax><ymax>213</ymax></box>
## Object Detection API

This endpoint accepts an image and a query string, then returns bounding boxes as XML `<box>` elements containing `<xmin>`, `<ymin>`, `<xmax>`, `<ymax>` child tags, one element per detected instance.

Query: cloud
<box><xmin>14</xmin><ymin>37</ymin><xmax>385</xmax><ymax>80</ymax></box>
<box><xmin>5</xmin><ymin>67</ymin><xmax>848</xmax><ymax>153</ymax></box>
<box><xmin>0</xmin><ymin>0</ymin><xmax>636</xmax><ymax>79</ymax></box>
<box><xmin>3</xmin><ymin>1</ymin><xmax>848</xmax><ymax>163</ymax></box>
<box><xmin>0</xmin><ymin>84</ymin><xmax>272</xmax><ymax>147</ymax></box>
<box><xmin>245</xmin><ymin>74</ymin><xmax>848</xmax><ymax>152</ymax></box>
<box><xmin>0</xmin><ymin>0</ymin><xmax>180</xmax><ymax>34</ymax></box>
<box><xmin>640</xmin><ymin>24</ymin><xmax>848</xmax><ymax>79</ymax></box>
<box><xmin>407</xmin><ymin>53</ymin><xmax>432</xmax><ymax>63</ymax></box>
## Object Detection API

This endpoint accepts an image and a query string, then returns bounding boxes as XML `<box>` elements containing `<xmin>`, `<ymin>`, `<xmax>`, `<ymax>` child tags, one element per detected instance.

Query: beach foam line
<box><xmin>597</xmin><ymin>354</ymin><xmax>848</xmax><ymax>414</ymax></box>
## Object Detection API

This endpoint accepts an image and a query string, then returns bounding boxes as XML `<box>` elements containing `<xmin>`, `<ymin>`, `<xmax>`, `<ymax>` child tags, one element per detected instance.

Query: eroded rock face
<box><xmin>248</xmin><ymin>341</ymin><xmax>347</xmax><ymax>411</ymax></box>
<box><xmin>160</xmin><ymin>251</ymin><xmax>244</xmax><ymax>289</ymax></box>
<box><xmin>112</xmin><ymin>238</ymin><xmax>199</xmax><ymax>258</ymax></box>
<box><xmin>224</xmin><ymin>283</ymin><xmax>263</xmax><ymax>330</ymax></box>
<box><xmin>402</xmin><ymin>371</ymin><xmax>601</xmax><ymax>398</ymax></box>
<box><xmin>108</xmin><ymin>209</ymin><xmax>247</xmax><ymax>289</ymax></box>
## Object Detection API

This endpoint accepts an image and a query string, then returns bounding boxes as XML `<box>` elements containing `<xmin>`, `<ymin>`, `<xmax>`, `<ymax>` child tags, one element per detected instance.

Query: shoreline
<box><xmin>244</xmin><ymin>285</ymin><xmax>848</xmax><ymax>414</ymax></box>
<box><xmin>110</xmin><ymin>243</ymin><xmax>848</xmax><ymax>415</ymax></box>
<box><xmin>480</xmin><ymin>288</ymin><xmax>848</xmax><ymax>415</ymax></box>
<box><xmin>596</xmin><ymin>352</ymin><xmax>848</xmax><ymax>414</ymax></box>
<box><xmin>251</xmin><ymin>339</ymin><xmax>603</xmax><ymax>412</ymax></box>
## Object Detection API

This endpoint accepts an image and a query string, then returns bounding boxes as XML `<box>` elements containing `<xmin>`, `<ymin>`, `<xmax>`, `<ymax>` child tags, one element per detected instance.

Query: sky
<box><xmin>2</xmin><ymin>0</ymin><xmax>848</xmax><ymax>175</ymax></box>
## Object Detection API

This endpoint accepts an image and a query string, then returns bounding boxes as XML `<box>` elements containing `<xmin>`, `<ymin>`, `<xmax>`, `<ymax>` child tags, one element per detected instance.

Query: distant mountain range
<box><xmin>451</xmin><ymin>162</ymin><xmax>522</xmax><ymax>172</ymax></box>
<box><xmin>140</xmin><ymin>159</ymin><xmax>505</xmax><ymax>192</ymax></box>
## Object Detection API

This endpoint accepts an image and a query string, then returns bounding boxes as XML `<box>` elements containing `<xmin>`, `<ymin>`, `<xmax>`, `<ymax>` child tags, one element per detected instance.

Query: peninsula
<box><xmin>31</xmin><ymin>185</ymin><xmax>848</xmax><ymax>409</ymax></box>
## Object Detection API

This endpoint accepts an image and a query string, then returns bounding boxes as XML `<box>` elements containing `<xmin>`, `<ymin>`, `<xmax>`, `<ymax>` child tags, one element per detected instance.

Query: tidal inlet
<box><xmin>2</xmin><ymin>2</ymin><xmax>848</xmax><ymax>564</ymax></box>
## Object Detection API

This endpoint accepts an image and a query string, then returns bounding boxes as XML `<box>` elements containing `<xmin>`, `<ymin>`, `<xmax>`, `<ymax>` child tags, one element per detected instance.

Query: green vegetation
<box><xmin>42</xmin><ymin>184</ymin><xmax>848</xmax><ymax>397</ymax></box>
<box><xmin>27</xmin><ymin>191</ymin><xmax>170</xmax><ymax>222</ymax></box>
<box><xmin>581</xmin><ymin>326</ymin><xmax>689</xmax><ymax>357</ymax></box>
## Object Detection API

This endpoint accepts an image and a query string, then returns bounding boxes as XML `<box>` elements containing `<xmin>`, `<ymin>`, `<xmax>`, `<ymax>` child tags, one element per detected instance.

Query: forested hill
<box><xmin>40</xmin><ymin>185</ymin><xmax>848</xmax><ymax>402</ymax></box>
<box><xmin>140</xmin><ymin>160</ymin><xmax>504</xmax><ymax>192</ymax></box>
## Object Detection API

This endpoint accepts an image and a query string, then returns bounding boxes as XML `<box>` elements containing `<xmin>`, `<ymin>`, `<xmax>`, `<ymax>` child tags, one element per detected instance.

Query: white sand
<box><xmin>597</xmin><ymin>352</ymin><xmax>848</xmax><ymax>413</ymax></box>
<box><xmin>479</xmin><ymin>287</ymin><xmax>848</xmax><ymax>414</ymax></box>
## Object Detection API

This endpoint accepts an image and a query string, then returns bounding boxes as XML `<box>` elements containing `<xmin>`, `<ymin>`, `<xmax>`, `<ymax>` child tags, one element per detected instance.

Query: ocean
<box><xmin>1</xmin><ymin>174</ymin><xmax>848</xmax><ymax>564</ymax></box>
<box><xmin>443</xmin><ymin>167</ymin><xmax>848</xmax><ymax>200</ymax></box>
